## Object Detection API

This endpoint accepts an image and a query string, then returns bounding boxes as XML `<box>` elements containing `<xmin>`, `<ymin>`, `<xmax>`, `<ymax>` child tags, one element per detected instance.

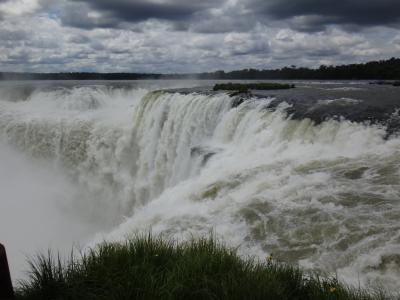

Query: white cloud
<box><xmin>391</xmin><ymin>35</ymin><xmax>400</xmax><ymax>50</ymax></box>
<box><xmin>0</xmin><ymin>0</ymin><xmax>398</xmax><ymax>72</ymax></box>
<box><xmin>0</xmin><ymin>0</ymin><xmax>39</xmax><ymax>16</ymax></box>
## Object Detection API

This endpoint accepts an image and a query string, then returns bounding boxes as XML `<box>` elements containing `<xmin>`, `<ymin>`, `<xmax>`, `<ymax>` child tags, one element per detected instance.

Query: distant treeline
<box><xmin>1</xmin><ymin>57</ymin><xmax>399</xmax><ymax>80</ymax></box>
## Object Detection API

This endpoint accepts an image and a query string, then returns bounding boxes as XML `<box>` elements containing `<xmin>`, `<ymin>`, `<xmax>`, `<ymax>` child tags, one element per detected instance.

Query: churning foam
<box><xmin>0</xmin><ymin>84</ymin><xmax>399</xmax><ymax>291</ymax></box>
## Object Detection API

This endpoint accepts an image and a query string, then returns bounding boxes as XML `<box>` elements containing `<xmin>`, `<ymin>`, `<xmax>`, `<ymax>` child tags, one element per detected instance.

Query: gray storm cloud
<box><xmin>59</xmin><ymin>0</ymin><xmax>400</xmax><ymax>30</ymax></box>
<box><xmin>251</xmin><ymin>0</ymin><xmax>400</xmax><ymax>26</ymax></box>
<box><xmin>0</xmin><ymin>0</ymin><xmax>398</xmax><ymax>72</ymax></box>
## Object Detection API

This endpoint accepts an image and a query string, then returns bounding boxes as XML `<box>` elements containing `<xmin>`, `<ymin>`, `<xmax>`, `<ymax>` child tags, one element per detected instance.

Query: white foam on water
<box><xmin>318</xmin><ymin>98</ymin><xmax>362</xmax><ymax>105</ymax></box>
<box><xmin>0</xmin><ymin>84</ymin><xmax>399</xmax><ymax>291</ymax></box>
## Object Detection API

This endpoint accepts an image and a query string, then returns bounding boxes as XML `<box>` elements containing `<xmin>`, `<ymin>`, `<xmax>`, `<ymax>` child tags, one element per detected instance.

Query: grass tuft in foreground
<box><xmin>213</xmin><ymin>82</ymin><xmax>295</xmax><ymax>92</ymax></box>
<box><xmin>16</xmin><ymin>235</ymin><xmax>393</xmax><ymax>300</ymax></box>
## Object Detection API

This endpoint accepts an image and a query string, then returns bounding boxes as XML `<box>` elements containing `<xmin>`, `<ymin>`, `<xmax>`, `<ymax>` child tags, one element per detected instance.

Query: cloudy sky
<box><xmin>0</xmin><ymin>0</ymin><xmax>399</xmax><ymax>73</ymax></box>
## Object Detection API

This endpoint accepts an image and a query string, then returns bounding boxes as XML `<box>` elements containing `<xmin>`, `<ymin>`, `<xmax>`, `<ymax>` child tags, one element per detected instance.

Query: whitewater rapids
<box><xmin>0</xmin><ymin>82</ymin><xmax>399</xmax><ymax>291</ymax></box>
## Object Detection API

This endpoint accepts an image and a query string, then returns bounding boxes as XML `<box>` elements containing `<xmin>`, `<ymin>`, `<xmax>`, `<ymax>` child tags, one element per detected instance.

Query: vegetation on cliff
<box><xmin>213</xmin><ymin>82</ymin><xmax>295</xmax><ymax>92</ymax></box>
<box><xmin>16</xmin><ymin>235</ymin><xmax>393</xmax><ymax>300</ymax></box>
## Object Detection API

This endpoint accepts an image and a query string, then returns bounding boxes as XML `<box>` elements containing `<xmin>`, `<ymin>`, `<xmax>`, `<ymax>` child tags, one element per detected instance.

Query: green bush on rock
<box><xmin>16</xmin><ymin>235</ymin><xmax>393</xmax><ymax>300</ymax></box>
<box><xmin>213</xmin><ymin>82</ymin><xmax>295</xmax><ymax>92</ymax></box>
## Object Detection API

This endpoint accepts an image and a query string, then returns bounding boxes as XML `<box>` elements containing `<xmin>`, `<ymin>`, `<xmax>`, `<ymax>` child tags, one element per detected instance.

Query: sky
<box><xmin>0</xmin><ymin>0</ymin><xmax>399</xmax><ymax>73</ymax></box>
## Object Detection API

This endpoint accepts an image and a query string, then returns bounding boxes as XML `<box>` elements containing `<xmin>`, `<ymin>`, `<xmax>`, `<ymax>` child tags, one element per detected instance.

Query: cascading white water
<box><xmin>0</xmin><ymin>83</ymin><xmax>399</xmax><ymax>291</ymax></box>
<box><xmin>0</xmin><ymin>87</ymin><xmax>233</xmax><ymax>219</ymax></box>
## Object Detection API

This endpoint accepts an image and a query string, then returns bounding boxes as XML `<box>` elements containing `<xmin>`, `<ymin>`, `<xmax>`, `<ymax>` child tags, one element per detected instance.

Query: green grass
<box><xmin>213</xmin><ymin>82</ymin><xmax>295</xmax><ymax>92</ymax></box>
<box><xmin>16</xmin><ymin>235</ymin><xmax>394</xmax><ymax>300</ymax></box>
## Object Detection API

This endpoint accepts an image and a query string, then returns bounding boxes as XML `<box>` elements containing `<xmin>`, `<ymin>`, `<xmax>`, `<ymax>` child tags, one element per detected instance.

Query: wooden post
<box><xmin>0</xmin><ymin>243</ymin><xmax>14</xmax><ymax>299</ymax></box>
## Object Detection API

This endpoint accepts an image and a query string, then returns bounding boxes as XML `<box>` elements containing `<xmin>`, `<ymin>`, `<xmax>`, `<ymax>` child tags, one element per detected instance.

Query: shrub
<box><xmin>16</xmin><ymin>235</ymin><xmax>393</xmax><ymax>300</ymax></box>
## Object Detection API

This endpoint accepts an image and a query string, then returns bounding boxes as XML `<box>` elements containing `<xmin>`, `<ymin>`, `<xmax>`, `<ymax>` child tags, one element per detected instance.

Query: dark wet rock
<box><xmin>231</xmin><ymin>97</ymin><xmax>245</xmax><ymax>108</ymax></box>
<box><xmin>191</xmin><ymin>146</ymin><xmax>220</xmax><ymax>165</ymax></box>
<box><xmin>230</xmin><ymin>92</ymin><xmax>250</xmax><ymax>108</ymax></box>
<box><xmin>343</xmin><ymin>167</ymin><xmax>369</xmax><ymax>180</ymax></box>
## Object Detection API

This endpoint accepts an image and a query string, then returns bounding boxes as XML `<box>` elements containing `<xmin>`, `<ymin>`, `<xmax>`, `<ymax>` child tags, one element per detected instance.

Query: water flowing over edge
<box><xmin>0</xmin><ymin>84</ymin><xmax>399</xmax><ymax>291</ymax></box>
